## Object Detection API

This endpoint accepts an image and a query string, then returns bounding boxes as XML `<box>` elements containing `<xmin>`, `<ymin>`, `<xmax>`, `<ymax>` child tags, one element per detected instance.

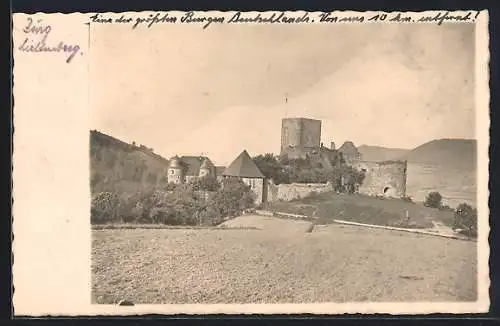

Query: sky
<box><xmin>90</xmin><ymin>21</ymin><xmax>476</xmax><ymax>166</ymax></box>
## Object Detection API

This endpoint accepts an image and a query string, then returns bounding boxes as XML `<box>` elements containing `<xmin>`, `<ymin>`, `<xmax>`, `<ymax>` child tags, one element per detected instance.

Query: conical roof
<box><xmin>223</xmin><ymin>150</ymin><xmax>265</xmax><ymax>178</ymax></box>
<box><xmin>169</xmin><ymin>155</ymin><xmax>183</xmax><ymax>168</ymax></box>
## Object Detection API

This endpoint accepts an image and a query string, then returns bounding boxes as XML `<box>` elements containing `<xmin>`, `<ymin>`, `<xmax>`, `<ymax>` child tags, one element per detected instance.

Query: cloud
<box><xmin>91</xmin><ymin>22</ymin><xmax>475</xmax><ymax>164</ymax></box>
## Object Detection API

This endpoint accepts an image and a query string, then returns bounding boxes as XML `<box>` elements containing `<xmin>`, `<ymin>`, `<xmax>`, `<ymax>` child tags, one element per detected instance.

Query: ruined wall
<box><xmin>266</xmin><ymin>182</ymin><xmax>332</xmax><ymax>202</ymax></box>
<box><xmin>353</xmin><ymin>160</ymin><xmax>408</xmax><ymax>198</ymax></box>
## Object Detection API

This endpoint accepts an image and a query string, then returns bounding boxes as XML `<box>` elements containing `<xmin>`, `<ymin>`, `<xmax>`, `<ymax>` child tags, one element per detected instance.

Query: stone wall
<box><xmin>300</xmin><ymin>118</ymin><xmax>322</xmax><ymax>148</ymax></box>
<box><xmin>353</xmin><ymin>160</ymin><xmax>407</xmax><ymax>198</ymax></box>
<box><xmin>280</xmin><ymin>118</ymin><xmax>321</xmax><ymax>159</ymax></box>
<box><xmin>266</xmin><ymin>181</ymin><xmax>332</xmax><ymax>202</ymax></box>
<box><xmin>242</xmin><ymin>177</ymin><xmax>265</xmax><ymax>205</ymax></box>
<box><xmin>266</xmin><ymin>179</ymin><xmax>279</xmax><ymax>202</ymax></box>
<box><xmin>281</xmin><ymin>118</ymin><xmax>303</xmax><ymax>151</ymax></box>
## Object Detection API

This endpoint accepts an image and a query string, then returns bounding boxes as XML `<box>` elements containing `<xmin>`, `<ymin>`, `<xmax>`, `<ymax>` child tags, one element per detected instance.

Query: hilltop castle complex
<box><xmin>280</xmin><ymin>117</ymin><xmax>362</xmax><ymax>164</ymax></box>
<box><xmin>91</xmin><ymin>114</ymin><xmax>408</xmax><ymax>203</ymax></box>
<box><xmin>279</xmin><ymin>117</ymin><xmax>407</xmax><ymax>198</ymax></box>
<box><xmin>165</xmin><ymin>117</ymin><xmax>408</xmax><ymax>201</ymax></box>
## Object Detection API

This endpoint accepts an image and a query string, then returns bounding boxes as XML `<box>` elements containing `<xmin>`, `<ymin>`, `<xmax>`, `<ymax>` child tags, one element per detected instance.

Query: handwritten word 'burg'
<box><xmin>18</xmin><ymin>18</ymin><xmax>81</xmax><ymax>63</ymax></box>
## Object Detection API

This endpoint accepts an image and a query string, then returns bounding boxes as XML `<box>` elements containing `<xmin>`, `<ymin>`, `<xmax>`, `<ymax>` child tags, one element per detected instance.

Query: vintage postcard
<box><xmin>12</xmin><ymin>10</ymin><xmax>490</xmax><ymax>316</ymax></box>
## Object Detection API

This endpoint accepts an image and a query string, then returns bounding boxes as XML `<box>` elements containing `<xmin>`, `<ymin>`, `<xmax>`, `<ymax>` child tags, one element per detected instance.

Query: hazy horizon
<box><xmin>90</xmin><ymin>22</ymin><xmax>476</xmax><ymax>165</ymax></box>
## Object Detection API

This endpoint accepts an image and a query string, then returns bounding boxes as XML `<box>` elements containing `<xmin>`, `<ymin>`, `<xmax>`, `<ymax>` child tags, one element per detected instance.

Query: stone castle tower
<box><xmin>353</xmin><ymin>160</ymin><xmax>408</xmax><ymax>198</ymax></box>
<box><xmin>280</xmin><ymin>117</ymin><xmax>322</xmax><ymax>159</ymax></box>
<box><xmin>167</xmin><ymin>155</ymin><xmax>184</xmax><ymax>184</ymax></box>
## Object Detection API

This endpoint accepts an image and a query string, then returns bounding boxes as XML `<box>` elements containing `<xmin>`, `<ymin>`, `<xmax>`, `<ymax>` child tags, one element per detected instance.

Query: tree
<box><xmin>327</xmin><ymin>165</ymin><xmax>365</xmax><ymax>194</ymax></box>
<box><xmin>453</xmin><ymin>203</ymin><xmax>478</xmax><ymax>239</ymax></box>
<box><xmin>424</xmin><ymin>191</ymin><xmax>442</xmax><ymax>208</ymax></box>
<box><xmin>91</xmin><ymin>191</ymin><xmax>120</xmax><ymax>224</ymax></box>
<box><xmin>252</xmin><ymin>153</ymin><xmax>287</xmax><ymax>184</ymax></box>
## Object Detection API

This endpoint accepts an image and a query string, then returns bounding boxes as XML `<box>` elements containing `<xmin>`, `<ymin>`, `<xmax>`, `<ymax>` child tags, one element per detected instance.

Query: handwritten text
<box><xmin>85</xmin><ymin>11</ymin><xmax>481</xmax><ymax>30</ymax></box>
<box><xmin>18</xmin><ymin>18</ymin><xmax>81</xmax><ymax>63</ymax></box>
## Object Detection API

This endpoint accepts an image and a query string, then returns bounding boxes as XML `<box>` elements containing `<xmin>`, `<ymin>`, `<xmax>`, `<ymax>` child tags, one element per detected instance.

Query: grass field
<box><xmin>92</xmin><ymin>216</ymin><xmax>477</xmax><ymax>304</ymax></box>
<box><xmin>263</xmin><ymin>192</ymin><xmax>457</xmax><ymax>229</ymax></box>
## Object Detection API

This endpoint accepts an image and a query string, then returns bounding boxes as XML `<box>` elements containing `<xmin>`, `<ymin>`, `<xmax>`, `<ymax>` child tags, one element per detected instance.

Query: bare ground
<box><xmin>92</xmin><ymin>216</ymin><xmax>477</xmax><ymax>304</ymax></box>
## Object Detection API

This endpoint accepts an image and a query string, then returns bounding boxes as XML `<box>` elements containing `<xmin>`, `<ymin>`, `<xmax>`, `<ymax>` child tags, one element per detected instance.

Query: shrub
<box><xmin>198</xmin><ymin>205</ymin><xmax>224</xmax><ymax>226</ymax></box>
<box><xmin>164</xmin><ymin>182</ymin><xmax>178</xmax><ymax>191</ymax></box>
<box><xmin>424</xmin><ymin>191</ymin><xmax>442</xmax><ymax>208</ymax></box>
<box><xmin>91</xmin><ymin>177</ymin><xmax>256</xmax><ymax>226</ymax></box>
<box><xmin>210</xmin><ymin>178</ymin><xmax>255</xmax><ymax>218</ymax></box>
<box><xmin>91</xmin><ymin>192</ymin><xmax>120</xmax><ymax>224</ymax></box>
<box><xmin>190</xmin><ymin>176</ymin><xmax>220</xmax><ymax>191</ymax></box>
<box><xmin>453</xmin><ymin>203</ymin><xmax>478</xmax><ymax>239</ymax></box>
<box><xmin>149</xmin><ymin>206</ymin><xmax>184</xmax><ymax>225</ymax></box>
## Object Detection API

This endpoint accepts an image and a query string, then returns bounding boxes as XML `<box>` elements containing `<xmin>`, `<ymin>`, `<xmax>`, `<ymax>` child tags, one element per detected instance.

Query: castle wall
<box><xmin>266</xmin><ymin>179</ymin><xmax>280</xmax><ymax>202</ymax></box>
<box><xmin>282</xmin><ymin>147</ymin><xmax>310</xmax><ymax>160</ymax></box>
<box><xmin>266</xmin><ymin>182</ymin><xmax>332</xmax><ymax>202</ymax></box>
<box><xmin>353</xmin><ymin>160</ymin><xmax>408</xmax><ymax>198</ymax></box>
<box><xmin>241</xmin><ymin>177</ymin><xmax>265</xmax><ymax>205</ymax></box>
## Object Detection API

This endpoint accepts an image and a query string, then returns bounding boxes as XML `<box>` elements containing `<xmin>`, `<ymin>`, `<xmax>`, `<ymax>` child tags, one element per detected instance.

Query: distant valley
<box><xmin>399</xmin><ymin>139</ymin><xmax>477</xmax><ymax>169</ymax></box>
<box><xmin>358</xmin><ymin>139</ymin><xmax>477</xmax><ymax>169</ymax></box>
<box><xmin>357</xmin><ymin>145</ymin><xmax>409</xmax><ymax>162</ymax></box>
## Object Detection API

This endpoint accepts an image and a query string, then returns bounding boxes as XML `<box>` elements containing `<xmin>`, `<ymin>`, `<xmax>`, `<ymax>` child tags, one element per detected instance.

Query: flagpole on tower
<box><xmin>285</xmin><ymin>93</ymin><xmax>288</xmax><ymax>118</ymax></box>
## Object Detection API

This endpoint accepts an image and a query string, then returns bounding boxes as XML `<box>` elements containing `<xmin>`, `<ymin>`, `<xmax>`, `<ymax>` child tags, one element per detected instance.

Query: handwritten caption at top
<box><xmin>89</xmin><ymin>11</ymin><xmax>480</xmax><ymax>29</ymax></box>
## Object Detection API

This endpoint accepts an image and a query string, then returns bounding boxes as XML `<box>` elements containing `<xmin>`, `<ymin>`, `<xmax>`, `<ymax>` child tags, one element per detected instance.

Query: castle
<box><xmin>167</xmin><ymin>155</ymin><xmax>219</xmax><ymax>184</ymax></box>
<box><xmin>160</xmin><ymin>117</ymin><xmax>407</xmax><ymax>201</ymax></box>
<box><xmin>280</xmin><ymin>117</ymin><xmax>362</xmax><ymax>165</ymax></box>
<box><xmin>279</xmin><ymin>117</ymin><xmax>407</xmax><ymax>199</ymax></box>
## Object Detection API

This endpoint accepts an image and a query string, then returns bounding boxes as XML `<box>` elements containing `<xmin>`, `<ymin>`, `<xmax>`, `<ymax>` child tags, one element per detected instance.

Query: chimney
<box><xmin>330</xmin><ymin>142</ymin><xmax>336</xmax><ymax>150</ymax></box>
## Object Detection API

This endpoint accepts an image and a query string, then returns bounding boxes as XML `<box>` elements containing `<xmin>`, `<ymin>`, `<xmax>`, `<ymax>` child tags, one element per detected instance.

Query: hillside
<box><xmin>400</xmin><ymin>139</ymin><xmax>477</xmax><ymax>169</ymax></box>
<box><xmin>90</xmin><ymin>130</ymin><xmax>170</xmax><ymax>195</ymax></box>
<box><xmin>357</xmin><ymin>145</ymin><xmax>409</xmax><ymax>162</ymax></box>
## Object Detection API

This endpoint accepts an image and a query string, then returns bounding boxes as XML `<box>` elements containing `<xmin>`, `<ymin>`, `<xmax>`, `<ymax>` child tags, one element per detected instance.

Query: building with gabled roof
<box><xmin>223</xmin><ymin>149</ymin><xmax>266</xmax><ymax>205</ymax></box>
<box><xmin>167</xmin><ymin>155</ymin><xmax>217</xmax><ymax>184</ymax></box>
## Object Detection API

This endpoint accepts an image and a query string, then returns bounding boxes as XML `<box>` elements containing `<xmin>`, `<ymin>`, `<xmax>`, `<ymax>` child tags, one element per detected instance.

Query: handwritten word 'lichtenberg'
<box><xmin>18</xmin><ymin>18</ymin><xmax>81</xmax><ymax>63</ymax></box>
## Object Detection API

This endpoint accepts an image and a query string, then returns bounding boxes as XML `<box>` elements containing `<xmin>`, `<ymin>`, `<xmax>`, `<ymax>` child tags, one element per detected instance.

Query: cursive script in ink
<box><xmin>18</xmin><ymin>17</ymin><xmax>81</xmax><ymax>63</ymax></box>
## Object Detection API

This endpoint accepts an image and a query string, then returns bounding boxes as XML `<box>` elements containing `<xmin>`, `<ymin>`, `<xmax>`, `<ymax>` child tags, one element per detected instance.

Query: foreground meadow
<box><xmin>91</xmin><ymin>216</ymin><xmax>477</xmax><ymax>304</ymax></box>
<box><xmin>263</xmin><ymin>192</ymin><xmax>459</xmax><ymax>230</ymax></box>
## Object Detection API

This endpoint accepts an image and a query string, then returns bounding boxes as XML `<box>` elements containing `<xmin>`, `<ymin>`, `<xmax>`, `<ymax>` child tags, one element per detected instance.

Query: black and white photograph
<box><xmin>12</xmin><ymin>10</ymin><xmax>490</xmax><ymax>315</ymax></box>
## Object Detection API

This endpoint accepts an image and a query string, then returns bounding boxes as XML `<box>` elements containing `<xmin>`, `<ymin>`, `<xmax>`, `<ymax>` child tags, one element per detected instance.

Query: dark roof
<box><xmin>215</xmin><ymin>166</ymin><xmax>226</xmax><ymax>176</ymax></box>
<box><xmin>222</xmin><ymin>150</ymin><xmax>265</xmax><ymax>178</ymax></box>
<box><xmin>180</xmin><ymin>156</ymin><xmax>213</xmax><ymax>176</ymax></box>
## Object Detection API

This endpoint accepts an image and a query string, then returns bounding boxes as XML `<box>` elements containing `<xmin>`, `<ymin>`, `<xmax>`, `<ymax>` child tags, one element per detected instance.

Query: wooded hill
<box><xmin>90</xmin><ymin>130</ymin><xmax>170</xmax><ymax>195</ymax></box>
